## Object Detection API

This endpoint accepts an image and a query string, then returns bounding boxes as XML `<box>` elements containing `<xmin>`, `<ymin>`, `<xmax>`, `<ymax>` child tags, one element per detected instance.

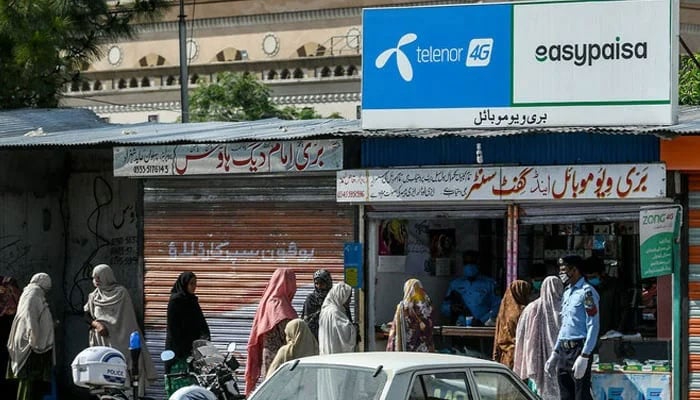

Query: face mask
<box><xmin>463</xmin><ymin>264</ymin><xmax>479</xmax><ymax>279</ymax></box>
<box><xmin>559</xmin><ymin>272</ymin><xmax>569</xmax><ymax>285</ymax></box>
<box><xmin>532</xmin><ymin>280</ymin><xmax>542</xmax><ymax>291</ymax></box>
<box><xmin>588</xmin><ymin>277</ymin><xmax>601</xmax><ymax>287</ymax></box>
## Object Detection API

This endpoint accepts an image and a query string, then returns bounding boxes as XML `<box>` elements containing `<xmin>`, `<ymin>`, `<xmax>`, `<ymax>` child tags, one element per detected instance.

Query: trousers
<box><xmin>556</xmin><ymin>340</ymin><xmax>592</xmax><ymax>400</ymax></box>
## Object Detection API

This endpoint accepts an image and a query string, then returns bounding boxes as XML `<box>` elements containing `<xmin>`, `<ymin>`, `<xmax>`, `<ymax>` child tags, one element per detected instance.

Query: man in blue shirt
<box><xmin>440</xmin><ymin>251</ymin><xmax>500</xmax><ymax>327</ymax></box>
<box><xmin>545</xmin><ymin>255</ymin><xmax>600</xmax><ymax>400</ymax></box>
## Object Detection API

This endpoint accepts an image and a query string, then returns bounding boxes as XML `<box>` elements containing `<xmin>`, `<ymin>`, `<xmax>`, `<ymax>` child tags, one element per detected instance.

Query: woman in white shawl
<box><xmin>84</xmin><ymin>264</ymin><xmax>156</xmax><ymax>394</ymax></box>
<box><xmin>513</xmin><ymin>276</ymin><xmax>564</xmax><ymax>400</ymax></box>
<box><xmin>318</xmin><ymin>283</ymin><xmax>356</xmax><ymax>355</ymax></box>
<box><xmin>7</xmin><ymin>273</ymin><xmax>54</xmax><ymax>400</ymax></box>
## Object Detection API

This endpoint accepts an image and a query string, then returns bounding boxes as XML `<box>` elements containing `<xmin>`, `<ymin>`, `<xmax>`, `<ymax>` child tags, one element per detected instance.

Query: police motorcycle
<box><xmin>162</xmin><ymin>340</ymin><xmax>245</xmax><ymax>400</ymax></box>
<box><xmin>71</xmin><ymin>331</ymin><xmax>155</xmax><ymax>400</ymax></box>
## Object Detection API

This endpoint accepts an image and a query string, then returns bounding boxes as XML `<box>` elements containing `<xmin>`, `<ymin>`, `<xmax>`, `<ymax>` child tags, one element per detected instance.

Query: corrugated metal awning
<box><xmin>5</xmin><ymin>106</ymin><xmax>700</xmax><ymax>148</ymax></box>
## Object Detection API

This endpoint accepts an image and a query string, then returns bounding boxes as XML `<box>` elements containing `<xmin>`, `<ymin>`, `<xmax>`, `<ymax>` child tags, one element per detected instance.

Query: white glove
<box><xmin>484</xmin><ymin>317</ymin><xmax>497</xmax><ymax>327</ymax></box>
<box><xmin>544</xmin><ymin>352</ymin><xmax>559</xmax><ymax>376</ymax></box>
<box><xmin>572</xmin><ymin>355</ymin><xmax>589</xmax><ymax>379</ymax></box>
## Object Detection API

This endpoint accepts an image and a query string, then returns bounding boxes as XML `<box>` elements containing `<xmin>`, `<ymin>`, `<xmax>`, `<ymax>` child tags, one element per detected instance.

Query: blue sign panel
<box><xmin>362</xmin><ymin>4</ymin><xmax>512</xmax><ymax>110</ymax></box>
<box><xmin>344</xmin><ymin>242</ymin><xmax>364</xmax><ymax>289</ymax></box>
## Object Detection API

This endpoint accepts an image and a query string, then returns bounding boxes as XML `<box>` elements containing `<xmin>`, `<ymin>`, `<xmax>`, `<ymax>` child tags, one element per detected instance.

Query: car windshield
<box><xmin>251</xmin><ymin>364</ymin><xmax>388</xmax><ymax>400</ymax></box>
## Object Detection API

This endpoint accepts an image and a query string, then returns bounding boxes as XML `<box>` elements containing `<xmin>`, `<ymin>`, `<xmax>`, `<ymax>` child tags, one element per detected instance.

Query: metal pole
<box><xmin>178</xmin><ymin>0</ymin><xmax>189</xmax><ymax>122</ymax></box>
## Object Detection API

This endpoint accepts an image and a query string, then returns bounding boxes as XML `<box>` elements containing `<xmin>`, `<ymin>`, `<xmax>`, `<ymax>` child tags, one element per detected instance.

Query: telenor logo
<box><xmin>535</xmin><ymin>36</ymin><xmax>648</xmax><ymax>67</ymax></box>
<box><xmin>375</xmin><ymin>33</ymin><xmax>417</xmax><ymax>82</ymax></box>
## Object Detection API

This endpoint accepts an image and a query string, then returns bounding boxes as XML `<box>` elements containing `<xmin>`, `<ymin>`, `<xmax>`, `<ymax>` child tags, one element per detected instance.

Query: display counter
<box><xmin>433</xmin><ymin>326</ymin><xmax>495</xmax><ymax>338</ymax></box>
<box><xmin>592</xmin><ymin>371</ymin><xmax>671</xmax><ymax>399</ymax></box>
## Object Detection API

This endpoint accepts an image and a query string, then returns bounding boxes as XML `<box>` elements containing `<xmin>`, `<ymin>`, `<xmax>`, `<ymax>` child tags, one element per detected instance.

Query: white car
<box><xmin>249</xmin><ymin>352</ymin><xmax>540</xmax><ymax>400</ymax></box>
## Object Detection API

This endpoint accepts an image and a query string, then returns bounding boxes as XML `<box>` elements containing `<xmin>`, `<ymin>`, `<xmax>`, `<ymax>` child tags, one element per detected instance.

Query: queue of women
<box><xmin>5</xmin><ymin>264</ymin><xmax>561</xmax><ymax>399</ymax></box>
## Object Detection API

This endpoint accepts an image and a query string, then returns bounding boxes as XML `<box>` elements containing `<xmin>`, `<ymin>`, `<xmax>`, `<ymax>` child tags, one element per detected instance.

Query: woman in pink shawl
<box><xmin>245</xmin><ymin>268</ymin><xmax>297</xmax><ymax>394</ymax></box>
<box><xmin>513</xmin><ymin>276</ymin><xmax>564</xmax><ymax>399</ymax></box>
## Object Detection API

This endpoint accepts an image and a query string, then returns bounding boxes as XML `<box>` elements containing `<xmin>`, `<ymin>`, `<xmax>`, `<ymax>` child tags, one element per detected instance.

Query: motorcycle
<box><xmin>71</xmin><ymin>332</ymin><xmax>154</xmax><ymax>400</ymax></box>
<box><xmin>162</xmin><ymin>340</ymin><xmax>245</xmax><ymax>400</ymax></box>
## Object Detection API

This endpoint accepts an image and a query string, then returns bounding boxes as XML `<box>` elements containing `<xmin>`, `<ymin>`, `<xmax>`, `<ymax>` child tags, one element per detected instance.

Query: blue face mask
<box><xmin>463</xmin><ymin>264</ymin><xmax>479</xmax><ymax>278</ymax></box>
<box><xmin>588</xmin><ymin>277</ymin><xmax>601</xmax><ymax>287</ymax></box>
<box><xmin>532</xmin><ymin>280</ymin><xmax>542</xmax><ymax>291</ymax></box>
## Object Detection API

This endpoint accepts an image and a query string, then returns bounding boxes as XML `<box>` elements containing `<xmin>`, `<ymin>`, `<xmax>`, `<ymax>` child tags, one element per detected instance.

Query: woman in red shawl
<box><xmin>492</xmin><ymin>279</ymin><xmax>531</xmax><ymax>368</ymax></box>
<box><xmin>244</xmin><ymin>269</ymin><xmax>297</xmax><ymax>394</ymax></box>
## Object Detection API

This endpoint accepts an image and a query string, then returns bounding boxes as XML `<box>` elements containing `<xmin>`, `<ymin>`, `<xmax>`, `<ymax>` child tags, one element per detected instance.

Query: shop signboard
<box><xmin>639</xmin><ymin>205</ymin><xmax>681</xmax><ymax>279</ymax></box>
<box><xmin>361</xmin><ymin>0</ymin><xmax>675</xmax><ymax>129</ymax></box>
<box><xmin>337</xmin><ymin>163</ymin><xmax>666</xmax><ymax>202</ymax></box>
<box><xmin>113</xmin><ymin>139</ymin><xmax>343</xmax><ymax>177</ymax></box>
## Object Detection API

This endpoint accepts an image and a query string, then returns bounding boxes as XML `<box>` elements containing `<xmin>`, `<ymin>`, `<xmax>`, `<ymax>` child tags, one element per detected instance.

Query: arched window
<box><xmin>320</xmin><ymin>66</ymin><xmax>331</xmax><ymax>78</ymax></box>
<box><xmin>267</xmin><ymin>70</ymin><xmax>278</xmax><ymax>80</ymax></box>
<box><xmin>190</xmin><ymin>74</ymin><xmax>199</xmax><ymax>84</ymax></box>
<box><xmin>346</xmin><ymin>65</ymin><xmax>358</xmax><ymax>76</ymax></box>
<box><xmin>280</xmin><ymin>69</ymin><xmax>290</xmax><ymax>80</ymax></box>
<box><xmin>70</xmin><ymin>81</ymin><xmax>80</xmax><ymax>92</ymax></box>
<box><xmin>93</xmin><ymin>81</ymin><xmax>103</xmax><ymax>90</ymax></box>
<box><xmin>118</xmin><ymin>79</ymin><xmax>127</xmax><ymax>89</ymax></box>
<box><xmin>129</xmin><ymin>78</ymin><xmax>138</xmax><ymax>88</ymax></box>
<box><xmin>293</xmin><ymin>68</ymin><xmax>304</xmax><ymax>79</ymax></box>
<box><xmin>166</xmin><ymin>76</ymin><xmax>176</xmax><ymax>86</ymax></box>
<box><xmin>334</xmin><ymin>66</ymin><xmax>345</xmax><ymax>77</ymax></box>
<box><xmin>141</xmin><ymin>77</ymin><xmax>151</xmax><ymax>87</ymax></box>
<box><xmin>81</xmin><ymin>81</ymin><xmax>91</xmax><ymax>91</ymax></box>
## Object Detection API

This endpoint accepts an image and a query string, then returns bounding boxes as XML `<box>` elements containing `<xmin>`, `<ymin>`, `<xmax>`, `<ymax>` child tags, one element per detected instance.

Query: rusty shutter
<box><xmin>690</xmin><ymin>174</ymin><xmax>700</xmax><ymax>399</ymax></box>
<box><xmin>142</xmin><ymin>175</ymin><xmax>356</xmax><ymax>398</ymax></box>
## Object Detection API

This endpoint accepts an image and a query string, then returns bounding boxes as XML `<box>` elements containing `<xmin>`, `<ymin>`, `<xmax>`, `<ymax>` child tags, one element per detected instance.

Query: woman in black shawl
<box><xmin>165</xmin><ymin>272</ymin><xmax>210</xmax><ymax>373</ymax></box>
<box><xmin>301</xmin><ymin>270</ymin><xmax>333</xmax><ymax>339</ymax></box>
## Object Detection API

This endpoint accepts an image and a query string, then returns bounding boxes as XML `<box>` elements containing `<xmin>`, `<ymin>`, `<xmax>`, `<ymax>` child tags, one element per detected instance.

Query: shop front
<box><xmin>339</xmin><ymin>138</ymin><xmax>677</xmax><ymax>398</ymax></box>
<box><xmin>113</xmin><ymin>139</ymin><xmax>357</xmax><ymax>398</ymax></box>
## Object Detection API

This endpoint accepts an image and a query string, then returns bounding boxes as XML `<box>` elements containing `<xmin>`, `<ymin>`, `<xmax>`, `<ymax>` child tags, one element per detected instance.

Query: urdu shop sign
<box><xmin>361</xmin><ymin>0</ymin><xmax>676</xmax><ymax>129</ymax></box>
<box><xmin>336</xmin><ymin>163</ymin><xmax>666</xmax><ymax>202</ymax></box>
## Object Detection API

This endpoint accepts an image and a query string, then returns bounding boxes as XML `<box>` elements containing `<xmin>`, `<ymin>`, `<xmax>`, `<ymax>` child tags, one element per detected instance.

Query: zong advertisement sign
<box><xmin>361</xmin><ymin>0</ymin><xmax>675</xmax><ymax>129</ymax></box>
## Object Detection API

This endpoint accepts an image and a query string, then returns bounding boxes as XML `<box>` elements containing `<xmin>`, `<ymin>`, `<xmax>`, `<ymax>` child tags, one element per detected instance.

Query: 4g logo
<box><xmin>466</xmin><ymin>38</ymin><xmax>493</xmax><ymax>67</ymax></box>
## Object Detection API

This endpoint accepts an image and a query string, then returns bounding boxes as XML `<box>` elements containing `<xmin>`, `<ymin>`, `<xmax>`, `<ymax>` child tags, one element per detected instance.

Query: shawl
<box><xmin>166</xmin><ymin>272</ymin><xmax>210</xmax><ymax>359</ymax></box>
<box><xmin>7</xmin><ymin>273</ymin><xmax>54</xmax><ymax>375</ymax></box>
<box><xmin>318</xmin><ymin>283</ymin><xmax>356</xmax><ymax>355</ymax></box>
<box><xmin>493</xmin><ymin>280</ymin><xmax>531</xmax><ymax>368</ymax></box>
<box><xmin>0</xmin><ymin>276</ymin><xmax>20</xmax><ymax>317</ymax></box>
<box><xmin>513</xmin><ymin>276</ymin><xmax>564</xmax><ymax>400</ymax></box>
<box><xmin>301</xmin><ymin>269</ymin><xmax>332</xmax><ymax>338</ymax></box>
<box><xmin>245</xmin><ymin>268</ymin><xmax>298</xmax><ymax>394</ymax></box>
<box><xmin>84</xmin><ymin>264</ymin><xmax>157</xmax><ymax>393</ymax></box>
<box><xmin>266</xmin><ymin>318</ymin><xmax>318</xmax><ymax>379</ymax></box>
<box><xmin>387</xmin><ymin>279</ymin><xmax>434</xmax><ymax>352</ymax></box>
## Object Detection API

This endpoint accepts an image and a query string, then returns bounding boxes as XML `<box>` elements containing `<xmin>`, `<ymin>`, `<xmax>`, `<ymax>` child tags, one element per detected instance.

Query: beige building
<box><xmin>62</xmin><ymin>0</ymin><xmax>700</xmax><ymax>123</ymax></box>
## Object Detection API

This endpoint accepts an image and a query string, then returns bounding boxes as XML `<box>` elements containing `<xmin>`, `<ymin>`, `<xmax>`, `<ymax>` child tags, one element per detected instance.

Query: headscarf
<box><xmin>266</xmin><ymin>318</ymin><xmax>318</xmax><ymax>379</ymax></box>
<box><xmin>166</xmin><ymin>272</ymin><xmax>210</xmax><ymax>360</ymax></box>
<box><xmin>318</xmin><ymin>283</ymin><xmax>356</xmax><ymax>355</ymax></box>
<box><xmin>302</xmin><ymin>269</ymin><xmax>332</xmax><ymax>338</ymax></box>
<box><xmin>84</xmin><ymin>264</ymin><xmax>156</xmax><ymax>393</ymax></box>
<box><xmin>7</xmin><ymin>273</ymin><xmax>54</xmax><ymax>375</ymax></box>
<box><xmin>493</xmin><ymin>280</ymin><xmax>531</xmax><ymax>368</ymax></box>
<box><xmin>245</xmin><ymin>268</ymin><xmax>298</xmax><ymax>394</ymax></box>
<box><xmin>0</xmin><ymin>276</ymin><xmax>20</xmax><ymax>317</ymax></box>
<box><xmin>387</xmin><ymin>279</ymin><xmax>434</xmax><ymax>352</ymax></box>
<box><xmin>513</xmin><ymin>276</ymin><xmax>564</xmax><ymax>400</ymax></box>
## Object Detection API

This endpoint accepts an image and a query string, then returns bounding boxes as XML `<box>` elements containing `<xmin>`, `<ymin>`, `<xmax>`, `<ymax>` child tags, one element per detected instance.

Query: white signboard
<box><xmin>114</xmin><ymin>140</ymin><xmax>343</xmax><ymax>177</ymax></box>
<box><xmin>337</xmin><ymin>164</ymin><xmax>666</xmax><ymax>202</ymax></box>
<box><xmin>361</xmin><ymin>0</ymin><xmax>676</xmax><ymax>128</ymax></box>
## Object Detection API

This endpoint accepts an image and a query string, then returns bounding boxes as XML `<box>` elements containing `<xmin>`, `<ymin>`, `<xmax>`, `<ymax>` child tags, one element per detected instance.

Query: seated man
<box><xmin>441</xmin><ymin>251</ymin><xmax>500</xmax><ymax>327</ymax></box>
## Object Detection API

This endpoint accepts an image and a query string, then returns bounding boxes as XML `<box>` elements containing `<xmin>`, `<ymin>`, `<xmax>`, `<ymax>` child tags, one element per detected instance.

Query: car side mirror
<box><xmin>227</xmin><ymin>342</ymin><xmax>237</xmax><ymax>353</ymax></box>
<box><xmin>160</xmin><ymin>350</ymin><xmax>175</xmax><ymax>362</ymax></box>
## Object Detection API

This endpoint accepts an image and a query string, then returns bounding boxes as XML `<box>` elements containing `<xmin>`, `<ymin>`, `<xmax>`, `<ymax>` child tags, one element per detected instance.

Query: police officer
<box><xmin>545</xmin><ymin>255</ymin><xmax>600</xmax><ymax>400</ymax></box>
<box><xmin>440</xmin><ymin>251</ymin><xmax>500</xmax><ymax>327</ymax></box>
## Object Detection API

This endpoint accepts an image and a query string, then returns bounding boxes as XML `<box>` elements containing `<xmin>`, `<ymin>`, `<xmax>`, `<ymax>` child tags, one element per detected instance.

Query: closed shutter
<box><xmin>689</xmin><ymin>175</ymin><xmax>700</xmax><ymax>399</ymax></box>
<box><xmin>517</xmin><ymin>202</ymin><xmax>660</xmax><ymax>224</ymax></box>
<box><xmin>142</xmin><ymin>175</ymin><xmax>356</xmax><ymax>398</ymax></box>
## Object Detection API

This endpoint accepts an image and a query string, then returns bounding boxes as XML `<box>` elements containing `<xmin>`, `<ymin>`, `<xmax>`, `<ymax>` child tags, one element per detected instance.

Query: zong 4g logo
<box><xmin>375</xmin><ymin>34</ymin><xmax>494</xmax><ymax>82</ymax></box>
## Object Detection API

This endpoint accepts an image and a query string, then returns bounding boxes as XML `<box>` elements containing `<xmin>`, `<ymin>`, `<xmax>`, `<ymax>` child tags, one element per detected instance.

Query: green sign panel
<box><xmin>639</xmin><ymin>206</ymin><xmax>681</xmax><ymax>279</ymax></box>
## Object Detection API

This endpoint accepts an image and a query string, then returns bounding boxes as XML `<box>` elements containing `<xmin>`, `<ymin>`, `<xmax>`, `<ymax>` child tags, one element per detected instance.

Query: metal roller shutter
<box><xmin>517</xmin><ymin>202</ymin><xmax>665</xmax><ymax>224</ymax></box>
<box><xmin>142</xmin><ymin>175</ymin><xmax>356</xmax><ymax>398</ymax></box>
<box><xmin>689</xmin><ymin>175</ymin><xmax>700</xmax><ymax>399</ymax></box>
